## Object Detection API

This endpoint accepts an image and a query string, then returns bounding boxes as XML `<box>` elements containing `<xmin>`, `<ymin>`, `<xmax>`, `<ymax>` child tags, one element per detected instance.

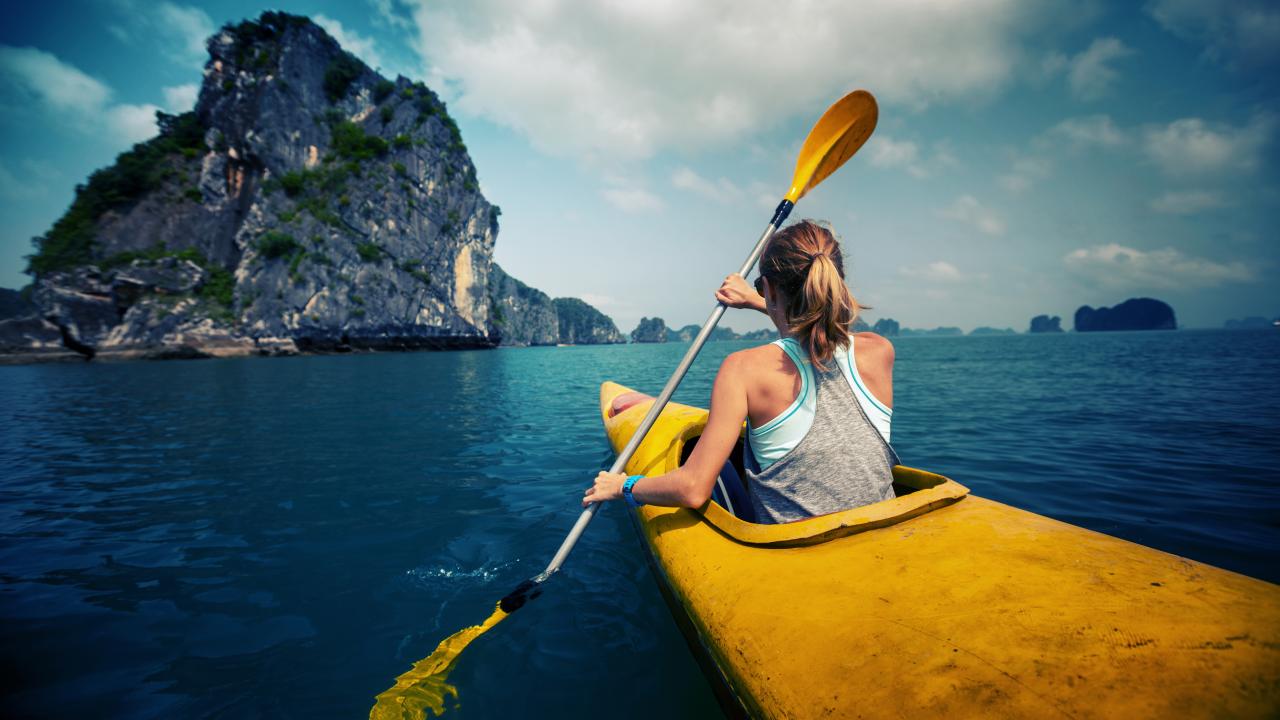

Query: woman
<box><xmin>583</xmin><ymin>220</ymin><xmax>898</xmax><ymax>523</ymax></box>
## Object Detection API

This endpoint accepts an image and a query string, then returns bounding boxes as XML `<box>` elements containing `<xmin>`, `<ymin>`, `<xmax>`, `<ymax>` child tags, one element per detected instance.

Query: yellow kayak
<box><xmin>599</xmin><ymin>381</ymin><xmax>1280</xmax><ymax>718</ymax></box>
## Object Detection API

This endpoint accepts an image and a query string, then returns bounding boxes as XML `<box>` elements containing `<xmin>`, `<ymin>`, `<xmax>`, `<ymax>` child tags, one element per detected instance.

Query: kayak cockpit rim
<box><xmin>697</xmin><ymin>465</ymin><xmax>968</xmax><ymax>548</ymax></box>
<box><xmin>600</xmin><ymin>380</ymin><xmax>970</xmax><ymax>549</ymax></box>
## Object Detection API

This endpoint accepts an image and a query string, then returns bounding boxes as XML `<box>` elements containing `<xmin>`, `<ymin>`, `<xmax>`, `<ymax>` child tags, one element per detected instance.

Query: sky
<box><xmin>1</xmin><ymin>1</ymin><xmax>1277</xmax><ymax>332</ymax></box>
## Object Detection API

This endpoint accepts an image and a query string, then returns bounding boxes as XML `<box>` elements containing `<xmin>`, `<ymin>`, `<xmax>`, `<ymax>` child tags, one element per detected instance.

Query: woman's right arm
<box><xmin>716</xmin><ymin>274</ymin><xmax>766</xmax><ymax>313</ymax></box>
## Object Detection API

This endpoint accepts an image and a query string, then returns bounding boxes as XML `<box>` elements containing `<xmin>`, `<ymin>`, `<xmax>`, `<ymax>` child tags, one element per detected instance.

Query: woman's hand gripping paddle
<box><xmin>370</xmin><ymin>90</ymin><xmax>878</xmax><ymax>719</ymax></box>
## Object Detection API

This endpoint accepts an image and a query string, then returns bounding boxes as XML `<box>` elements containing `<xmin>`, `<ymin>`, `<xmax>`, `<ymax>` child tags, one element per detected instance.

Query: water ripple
<box><xmin>1</xmin><ymin>330</ymin><xmax>1276</xmax><ymax>718</ymax></box>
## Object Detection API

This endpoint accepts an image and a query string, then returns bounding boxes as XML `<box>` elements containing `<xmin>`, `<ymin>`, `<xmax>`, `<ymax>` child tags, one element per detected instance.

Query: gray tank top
<box><xmin>745</xmin><ymin>349</ymin><xmax>900</xmax><ymax>524</ymax></box>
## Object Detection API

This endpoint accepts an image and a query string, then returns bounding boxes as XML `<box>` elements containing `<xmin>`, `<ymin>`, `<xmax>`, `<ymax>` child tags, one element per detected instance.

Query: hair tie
<box><xmin>804</xmin><ymin>251</ymin><xmax>827</xmax><ymax>264</ymax></box>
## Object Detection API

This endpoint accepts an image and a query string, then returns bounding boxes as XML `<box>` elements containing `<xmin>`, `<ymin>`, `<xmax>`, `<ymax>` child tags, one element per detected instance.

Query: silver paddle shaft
<box><xmin>537</xmin><ymin>202</ymin><xmax>793</xmax><ymax>581</ymax></box>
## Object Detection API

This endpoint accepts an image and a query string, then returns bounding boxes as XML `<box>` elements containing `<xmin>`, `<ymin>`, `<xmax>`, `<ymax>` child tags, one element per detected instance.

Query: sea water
<box><xmin>1</xmin><ymin>328</ymin><xmax>1277</xmax><ymax>717</ymax></box>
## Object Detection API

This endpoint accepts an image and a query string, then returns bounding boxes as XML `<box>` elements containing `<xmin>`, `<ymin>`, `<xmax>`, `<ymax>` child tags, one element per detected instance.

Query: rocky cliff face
<box><xmin>1075</xmin><ymin>298</ymin><xmax>1176</xmax><ymax>332</ymax></box>
<box><xmin>553</xmin><ymin>298</ymin><xmax>624</xmax><ymax>345</ymax></box>
<box><xmin>7</xmin><ymin>11</ymin><xmax>608</xmax><ymax>361</ymax></box>
<box><xmin>487</xmin><ymin>263</ymin><xmax>557</xmax><ymax>346</ymax></box>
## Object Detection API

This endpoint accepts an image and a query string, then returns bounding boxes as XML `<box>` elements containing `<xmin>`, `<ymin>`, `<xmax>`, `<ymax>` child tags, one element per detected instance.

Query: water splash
<box><xmin>369</xmin><ymin>604</ymin><xmax>509</xmax><ymax>719</ymax></box>
<box><xmin>404</xmin><ymin>559</ymin><xmax>516</xmax><ymax>587</ymax></box>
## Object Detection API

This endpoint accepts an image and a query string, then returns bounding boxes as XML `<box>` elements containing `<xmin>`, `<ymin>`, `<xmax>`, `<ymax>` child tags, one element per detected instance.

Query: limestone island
<box><xmin>1075</xmin><ymin>298</ymin><xmax>1176</xmax><ymax>332</ymax></box>
<box><xmin>0</xmin><ymin>12</ymin><xmax>623</xmax><ymax>364</ymax></box>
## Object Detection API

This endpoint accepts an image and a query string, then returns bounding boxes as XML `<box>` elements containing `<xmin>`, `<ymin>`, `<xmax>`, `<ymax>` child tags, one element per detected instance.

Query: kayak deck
<box><xmin>600</xmin><ymin>381</ymin><xmax>1280</xmax><ymax>718</ymax></box>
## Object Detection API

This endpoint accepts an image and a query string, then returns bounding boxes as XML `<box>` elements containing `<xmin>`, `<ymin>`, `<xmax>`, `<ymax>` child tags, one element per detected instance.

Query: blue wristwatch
<box><xmin>622</xmin><ymin>475</ymin><xmax>645</xmax><ymax>507</ymax></box>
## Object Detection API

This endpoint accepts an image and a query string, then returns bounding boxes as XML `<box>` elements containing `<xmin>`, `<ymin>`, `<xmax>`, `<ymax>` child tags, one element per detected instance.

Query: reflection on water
<box><xmin>1</xmin><ymin>329</ymin><xmax>1277</xmax><ymax>717</ymax></box>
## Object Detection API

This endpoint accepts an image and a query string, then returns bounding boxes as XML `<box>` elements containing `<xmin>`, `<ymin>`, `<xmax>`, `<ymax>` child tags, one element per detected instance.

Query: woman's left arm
<box><xmin>583</xmin><ymin>353</ymin><xmax>749</xmax><ymax>508</ymax></box>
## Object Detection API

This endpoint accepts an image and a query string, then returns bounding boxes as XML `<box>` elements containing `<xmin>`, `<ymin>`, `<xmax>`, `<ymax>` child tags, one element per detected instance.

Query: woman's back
<box><xmin>583</xmin><ymin>220</ymin><xmax>901</xmax><ymax>523</ymax></box>
<box><xmin>738</xmin><ymin>333</ymin><xmax>898</xmax><ymax>523</ymax></box>
<box><xmin>740</xmin><ymin>332</ymin><xmax>894</xmax><ymax>434</ymax></box>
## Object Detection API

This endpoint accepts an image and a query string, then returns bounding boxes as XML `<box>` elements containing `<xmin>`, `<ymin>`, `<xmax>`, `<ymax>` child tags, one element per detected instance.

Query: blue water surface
<box><xmin>1</xmin><ymin>328</ymin><xmax>1277</xmax><ymax>718</ymax></box>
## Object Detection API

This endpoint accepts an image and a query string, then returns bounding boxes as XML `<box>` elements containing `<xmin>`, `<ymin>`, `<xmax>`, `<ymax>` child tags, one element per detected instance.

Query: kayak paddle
<box><xmin>370</xmin><ymin>89</ymin><xmax>878</xmax><ymax>719</ymax></box>
<box><xmin>505</xmin><ymin>88</ymin><xmax>879</xmax><ymax>606</ymax></box>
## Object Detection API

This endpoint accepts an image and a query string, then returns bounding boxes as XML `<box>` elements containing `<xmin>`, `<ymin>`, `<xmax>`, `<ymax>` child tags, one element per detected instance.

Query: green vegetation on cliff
<box><xmin>26</xmin><ymin>111</ymin><xmax>207</xmax><ymax>276</ymax></box>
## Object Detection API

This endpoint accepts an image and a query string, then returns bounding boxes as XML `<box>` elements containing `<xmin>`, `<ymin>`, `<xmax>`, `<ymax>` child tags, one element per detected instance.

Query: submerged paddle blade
<box><xmin>785</xmin><ymin>90</ymin><xmax>878</xmax><ymax>203</ymax></box>
<box><xmin>498</xmin><ymin>577</ymin><xmax>543</xmax><ymax>613</ymax></box>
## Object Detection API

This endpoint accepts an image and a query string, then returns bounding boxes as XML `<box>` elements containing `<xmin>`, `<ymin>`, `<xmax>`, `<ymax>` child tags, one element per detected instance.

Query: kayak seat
<box><xmin>682</xmin><ymin>437</ymin><xmax>756</xmax><ymax>522</ymax></box>
<box><xmin>711</xmin><ymin>457</ymin><xmax>756</xmax><ymax>523</ymax></box>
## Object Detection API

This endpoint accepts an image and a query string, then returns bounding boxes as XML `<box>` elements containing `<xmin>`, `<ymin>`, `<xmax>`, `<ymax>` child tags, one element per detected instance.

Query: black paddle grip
<box><xmin>771</xmin><ymin>199</ymin><xmax>794</xmax><ymax>227</ymax></box>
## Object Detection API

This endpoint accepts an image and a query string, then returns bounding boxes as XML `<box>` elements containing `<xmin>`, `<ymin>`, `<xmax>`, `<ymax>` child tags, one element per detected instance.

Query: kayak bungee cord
<box><xmin>369</xmin><ymin>89</ymin><xmax>879</xmax><ymax>719</ymax></box>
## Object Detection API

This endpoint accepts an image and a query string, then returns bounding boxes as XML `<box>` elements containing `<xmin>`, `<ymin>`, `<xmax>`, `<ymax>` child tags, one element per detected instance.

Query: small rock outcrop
<box><xmin>1029</xmin><ymin>315</ymin><xmax>1064</xmax><ymax>333</ymax></box>
<box><xmin>1075</xmin><ymin>298</ymin><xmax>1176</xmax><ymax>332</ymax></box>
<box><xmin>669</xmin><ymin>324</ymin><xmax>699</xmax><ymax>342</ymax></box>
<box><xmin>1224</xmin><ymin>316</ymin><xmax>1273</xmax><ymax>330</ymax></box>
<box><xmin>900</xmin><ymin>326</ymin><xmax>964</xmax><ymax>337</ymax></box>
<box><xmin>969</xmin><ymin>326</ymin><xmax>1017</xmax><ymax>336</ymax></box>
<box><xmin>552</xmin><ymin>298</ymin><xmax>624</xmax><ymax>344</ymax></box>
<box><xmin>871</xmin><ymin>318</ymin><xmax>900</xmax><ymax>337</ymax></box>
<box><xmin>630</xmin><ymin>317</ymin><xmax>667</xmax><ymax>343</ymax></box>
<box><xmin>487</xmin><ymin>263</ymin><xmax>557</xmax><ymax>346</ymax></box>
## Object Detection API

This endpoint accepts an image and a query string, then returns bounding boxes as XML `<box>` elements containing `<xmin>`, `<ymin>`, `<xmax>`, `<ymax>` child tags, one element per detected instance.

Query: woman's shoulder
<box><xmin>721</xmin><ymin>341</ymin><xmax>790</xmax><ymax>376</ymax></box>
<box><xmin>852</xmin><ymin>332</ymin><xmax>894</xmax><ymax>364</ymax></box>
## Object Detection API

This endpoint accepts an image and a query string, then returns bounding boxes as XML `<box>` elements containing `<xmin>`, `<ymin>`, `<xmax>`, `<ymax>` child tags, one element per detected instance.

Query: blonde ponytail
<box><xmin>758</xmin><ymin>220</ymin><xmax>867</xmax><ymax>371</ymax></box>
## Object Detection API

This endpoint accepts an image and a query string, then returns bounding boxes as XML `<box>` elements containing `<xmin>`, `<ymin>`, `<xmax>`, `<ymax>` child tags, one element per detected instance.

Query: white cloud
<box><xmin>400</xmin><ymin>0</ymin><xmax>1062</xmax><ymax>161</ymax></box>
<box><xmin>939</xmin><ymin>195</ymin><xmax>1006</xmax><ymax>236</ymax></box>
<box><xmin>0</xmin><ymin>45</ymin><xmax>111</xmax><ymax>113</ymax></box>
<box><xmin>869</xmin><ymin>135</ymin><xmax>920</xmax><ymax>170</ymax></box>
<box><xmin>1142</xmin><ymin>114</ymin><xmax>1273</xmax><ymax>176</ymax></box>
<box><xmin>899</xmin><ymin>261</ymin><xmax>966</xmax><ymax>282</ymax></box>
<box><xmin>106</xmin><ymin>103</ymin><xmax>162</xmax><ymax>144</ymax></box>
<box><xmin>1066</xmin><ymin>37</ymin><xmax>1133</xmax><ymax>100</ymax></box>
<box><xmin>867</xmin><ymin>135</ymin><xmax>957</xmax><ymax>178</ymax></box>
<box><xmin>0</xmin><ymin>43</ymin><xmax>161</xmax><ymax>144</ymax></box>
<box><xmin>999</xmin><ymin>154</ymin><xmax>1052</xmax><ymax>192</ymax></box>
<box><xmin>157</xmin><ymin>2</ymin><xmax>215</xmax><ymax>66</ymax></box>
<box><xmin>671</xmin><ymin>166</ymin><xmax>742</xmax><ymax>204</ymax></box>
<box><xmin>315</xmin><ymin>14</ymin><xmax>385</xmax><ymax>71</ymax></box>
<box><xmin>601</xmin><ymin>186</ymin><xmax>664</xmax><ymax>213</ymax></box>
<box><xmin>747</xmin><ymin>181</ymin><xmax>780</xmax><ymax>211</ymax></box>
<box><xmin>1146</xmin><ymin>0</ymin><xmax>1280</xmax><ymax>67</ymax></box>
<box><xmin>1149</xmin><ymin>190</ymin><xmax>1231</xmax><ymax>214</ymax></box>
<box><xmin>0</xmin><ymin>158</ymin><xmax>61</xmax><ymax>201</ymax></box>
<box><xmin>1046</xmin><ymin>114</ymin><xmax>1127</xmax><ymax>149</ymax></box>
<box><xmin>0</xmin><ymin>44</ymin><xmax>158</xmax><ymax>144</ymax></box>
<box><xmin>162</xmin><ymin>83</ymin><xmax>198</xmax><ymax>112</ymax></box>
<box><xmin>580</xmin><ymin>292</ymin><xmax>632</xmax><ymax>311</ymax></box>
<box><xmin>107</xmin><ymin>1</ymin><xmax>213</xmax><ymax>68</ymax></box>
<box><xmin>367</xmin><ymin>0</ymin><xmax>414</xmax><ymax>30</ymax></box>
<box><xmin>0</xmin><ymin>159</ymin><xmax>45</xmax><ymax>200</ymax></box>
<box><xmin>1063</xmin><ymin>243</ymin><xmax>1255</xmax><ymax>288</ymax></box>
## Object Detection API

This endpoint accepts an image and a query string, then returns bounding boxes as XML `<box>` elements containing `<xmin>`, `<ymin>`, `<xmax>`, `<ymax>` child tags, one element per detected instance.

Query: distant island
<box><xmin>899</xmin><ymin>326</ymin><xmax>964</xmax><ymax>337</ymax></box>
<box><xmin>1224</xmin><ymin>316</ymin><xmax>1278</xmax><ymax>330</ymax></box>
<box><xmin>0</xmin><ymin>12</ymin><xmax>622</xmax><ymax>364</ymax></box>
<box><xmin>627</xmin><ymin>315</ymin><xmax>986</xmax><ymax>343</ymax></box>
<box><xmin>1075</xmin><ymin>298</ymin><xmax>1176</xmax><ymax>332</ymax></box>
<box><xmin>1029</xmin><ymin>315</ymin><xmax>1064</xmax><ymax>333</ymax></box>
<box><xmin>630</xmin><ymin>317</ymin><xmax>667</xmax><ymax>343</ymax></box>
<box><xmin>620</xmin><ymin>298</ymin><xmax>1193</xmax><ymax>346</ymax></box>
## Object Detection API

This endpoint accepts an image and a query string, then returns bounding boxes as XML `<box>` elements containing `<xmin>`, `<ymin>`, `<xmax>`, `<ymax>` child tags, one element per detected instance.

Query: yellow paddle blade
<box><xmin>370</xmin><ymin>603</ymin><xmax>510</xmax><ymax>719</ymax></box>
<box><xmin>785</xmin><ymin>90</ymin><xmax>879</xmax><ymax>203</ymax></box>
